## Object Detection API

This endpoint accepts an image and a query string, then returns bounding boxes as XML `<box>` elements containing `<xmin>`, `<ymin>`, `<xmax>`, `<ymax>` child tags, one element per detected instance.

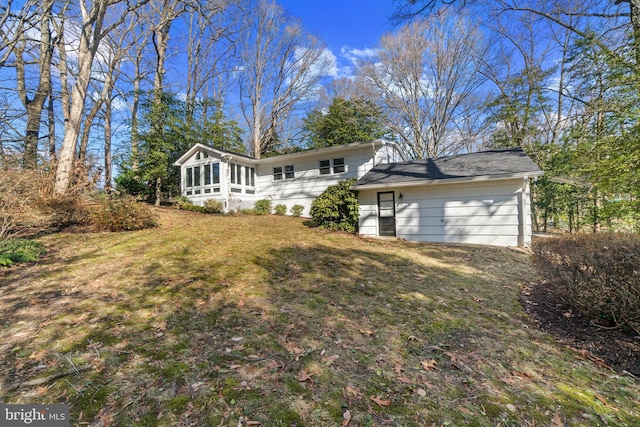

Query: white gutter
<box><xmin>352</xmin><ymin>171</ymin><xmax>544</xmax><ymax>191</ymax></box>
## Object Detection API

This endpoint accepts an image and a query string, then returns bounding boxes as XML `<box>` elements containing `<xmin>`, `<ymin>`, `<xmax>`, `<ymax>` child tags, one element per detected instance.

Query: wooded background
<box><xmin>1</xmin><ymin>0</ymin><xmax>639</xmax><ymax>231</ymax></box>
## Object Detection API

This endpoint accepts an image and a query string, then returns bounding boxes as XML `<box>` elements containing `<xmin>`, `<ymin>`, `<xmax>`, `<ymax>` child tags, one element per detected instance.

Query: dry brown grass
<box><xmin>1</xmin><ymin>208</ymin><xmax>639</xmax><ymax>426</ymax></box>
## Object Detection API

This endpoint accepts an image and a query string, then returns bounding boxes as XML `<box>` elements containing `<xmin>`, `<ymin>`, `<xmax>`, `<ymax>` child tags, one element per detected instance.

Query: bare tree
<box><xmin>54</xmin><ymin>0</ymin><xmax>148</xmax><ymax>195</ymax></box>
<box><xmin>360</xmin><ymin>11</ymin><xmax>487</xmax><ymax>159</ymax></box>
<box><xmin>237</xmin><ymin>0</ymin><xmax>330</xmax><ymax>158</ymax></box>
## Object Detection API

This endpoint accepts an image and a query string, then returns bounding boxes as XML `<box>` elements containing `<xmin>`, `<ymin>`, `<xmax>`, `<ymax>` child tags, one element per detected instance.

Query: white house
<box><xmin>173</xmin><ymin>139</ymin><xmax>398</xmax><ymax>214</ymax></box>
<box><xmin>354</xmin><ymin>149</ymin><xmax>544</xmax><ymax>247</ymax></box>
<box><xmin>174</xmin><ymin>142</ymin><xmax>543</xmax><ymax>247</ymax></box>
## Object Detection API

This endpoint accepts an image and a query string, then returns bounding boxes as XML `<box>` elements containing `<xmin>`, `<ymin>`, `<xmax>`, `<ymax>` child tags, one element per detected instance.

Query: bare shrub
<box><xmin>0</xmin><ymin>168</ymin><xmax>50</xmax><ymax>240</ymax></box>
<box><xmin>89</xmin><ymin>196</ymin><xmax>158</xmax><ymax>232</ymax></box>
<box><xmin>533</xmin><ymin>233</ymin><xmax>640</xmax><ymax>335</ymax></box>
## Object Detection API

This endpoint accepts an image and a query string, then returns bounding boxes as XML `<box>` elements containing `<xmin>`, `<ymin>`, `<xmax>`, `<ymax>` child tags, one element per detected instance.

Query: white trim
<box><xmin>352</xmin><ymin>172</ymin><xmax>544</xmax><ymax>191</ymax></box>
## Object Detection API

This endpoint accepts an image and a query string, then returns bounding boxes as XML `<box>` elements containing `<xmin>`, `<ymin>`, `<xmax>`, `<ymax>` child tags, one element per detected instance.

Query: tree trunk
<box><xmin>104</xmin><ymin>97</ymin><xmax>112</xmax><ymax>191</ymax></box>
<box><xmin>78</xmin><ymin>99</ymin><xmax>104</xmax><ymax>164</ymax></box>
<box><xmin>15</xmin><ymin>1</ymin><xmax>55</xmax><ymax>169</ymax></box>
<box><xmin>54</xmin><ymin>0</ymin><xmax>110</xmax><ymax>194</ymax></box>
<box><xmin>48</xmin><ymin>81</ymin><xmax>56</xmax><ymax>168</ymax></box>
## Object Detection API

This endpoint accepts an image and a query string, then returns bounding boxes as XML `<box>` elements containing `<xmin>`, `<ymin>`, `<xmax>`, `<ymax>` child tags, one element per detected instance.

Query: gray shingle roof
<box><xmin>355</xmin><ymin>148</ymin><xmax>543</xmax><ymax>188</ymax></box>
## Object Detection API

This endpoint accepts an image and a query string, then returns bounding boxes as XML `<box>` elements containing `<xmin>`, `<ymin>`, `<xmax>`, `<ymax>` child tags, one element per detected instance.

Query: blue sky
<box><xmin>278</xmin><ymin>0</ymin><xmax>394</xmax><ymax>77</ymax></box>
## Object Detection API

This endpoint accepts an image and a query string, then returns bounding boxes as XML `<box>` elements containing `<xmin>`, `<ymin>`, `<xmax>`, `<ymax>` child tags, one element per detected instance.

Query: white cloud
<box><xmin>340</xmin><ymin>46</ymin><xmax>379</xmax><ymax>68</ymax></box>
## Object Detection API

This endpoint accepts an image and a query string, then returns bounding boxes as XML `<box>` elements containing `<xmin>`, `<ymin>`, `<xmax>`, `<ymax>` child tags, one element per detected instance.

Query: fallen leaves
<box><xmin>421</xmin><ymin>359</ymin><xmax>438</xmax><ymax>371</ymax></box>
<box><xmin>369</xmin><ymin>395</ymin><xmax>391</xmax><ymax>407</ymax></box>
<box><xmin>294</xmin><ymin>368</ymin><xmax>313</xmax><ymax>383</ymax></box>
<box><xmin>342</xmin><ymin>409</ymin><xmax>351</xmax><ymax>427</ymax></box>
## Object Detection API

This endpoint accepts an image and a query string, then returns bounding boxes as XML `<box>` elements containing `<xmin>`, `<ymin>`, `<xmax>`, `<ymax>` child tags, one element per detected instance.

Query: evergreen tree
<box><xmin>116</xmin><ymin>92</ymin><xmax>244</xmax><ymax>202</ymax></box>
<box><xmin>303</xmin><ymin>97</ymin><xmax>388</xmax><ymax>149</ymax></box>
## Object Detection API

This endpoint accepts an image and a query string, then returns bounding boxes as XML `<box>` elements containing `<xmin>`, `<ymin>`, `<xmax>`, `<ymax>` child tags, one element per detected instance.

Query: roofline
<box><xmin>174</xmin><ymin>139</ymin><xmax>397</xmax><ymax>166</ymax></box>
<box><xmin>173</xmin><ymin>143</ymin><xmax>254</xmax><ymax>166</ymax></box>
<box><xmin>352</xmin><ymin>171</ymin><xmax>544</xmax><ymax>191</ymax></box>
<box><xmin>254</xmin><ymin>139</ymin><xmax>395</xmax><ymax>164</ymax></box>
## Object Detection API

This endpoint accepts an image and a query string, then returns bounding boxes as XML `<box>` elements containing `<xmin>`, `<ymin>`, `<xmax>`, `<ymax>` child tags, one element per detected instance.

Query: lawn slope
<box><xmin>1</xmin><ymin>208</ymin><xmax>638</xmax><ymax>426</ymax></box>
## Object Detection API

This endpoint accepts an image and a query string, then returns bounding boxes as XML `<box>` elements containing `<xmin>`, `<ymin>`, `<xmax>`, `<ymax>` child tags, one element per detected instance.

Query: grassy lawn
<box><xmin>1</xmin><ymin>208</ymin><xmax>639</xmax><ymax>426</ymax></box>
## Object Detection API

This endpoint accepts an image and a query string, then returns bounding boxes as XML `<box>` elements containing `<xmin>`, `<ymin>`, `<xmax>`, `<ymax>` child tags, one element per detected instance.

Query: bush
<box><xmin>174</xmin><ymin>196</ymin><xmax>192</xmax><ymax>209</ymax></box>
<box><xmin>0</xmin><ymin>239</ymin><xmax>46</xmax><ymax>267</ymax></box>
<box><xmin>38</xmin><ymin>195</ymin><xmax>90</xmax><ymax>228</ymax></box>
<box><xmin>254</xmin><ymin>199</ymin><xmax>272</xmax><ymax>215</ymax></box>
<box><xmin>203</xmin><ymin>199</ymin><xmax>224</xmax><ymax>214</ymax></box>
<box><xmin>310</xmin><ymin>178</ymin><xmax>359</xmax><ymax>232</ymax></box>
<box><xmin>90</xmin><ymin>196</ymin><xmax>158</xmax><ymax>232</ymax></box>
<box><xmin>1</xmin><ymin>168</ymin><xmax>52</xmax><ymax>239</ymax></box>
<box><xmin>182</xmin><ymin>204</ymin><xmax>207</xmax><ymax>213</ymax></box>
<box><xmin>274</xmin><ymin>204</ymin><xmax>287</xmax><ymax>215</ymax></box>
<box><xmin>291</xmin><ymin>204</ymin><xmax>304</xmax><ymax>217</ymax></box>
<box><xmin>533</xmin><ymin>233</ymin><xmax>640</xmax><ymax>335</ymax></box>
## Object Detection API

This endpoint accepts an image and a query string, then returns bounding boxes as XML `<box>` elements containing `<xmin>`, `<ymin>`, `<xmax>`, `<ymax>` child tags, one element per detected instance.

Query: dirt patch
<box><xmin>522</xmin><ymin>281</ymin><xmax>640</xmax><ymax>377</ymax></box>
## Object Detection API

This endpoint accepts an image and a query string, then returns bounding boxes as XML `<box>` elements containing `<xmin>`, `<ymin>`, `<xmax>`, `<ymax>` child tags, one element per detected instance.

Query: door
<box><xmin>377</xmin><ymin>191</ymin><xmax>396</xmax><ymax>237</ymax></box>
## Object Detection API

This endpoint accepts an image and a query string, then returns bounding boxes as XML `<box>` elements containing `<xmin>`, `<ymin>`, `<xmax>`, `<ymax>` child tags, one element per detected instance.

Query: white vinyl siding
<box><xmin>359</xmin><ymin>179</ymin><xmax>531</xmax><ymax>247</ymax></box>
<box><xmin>257</xmin><ymin>150</ymin><xmax>377</xmax><ymax>216</ymax></box>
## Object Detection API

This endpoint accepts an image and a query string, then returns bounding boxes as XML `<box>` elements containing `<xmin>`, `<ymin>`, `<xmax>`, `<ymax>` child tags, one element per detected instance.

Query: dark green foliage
<box><xmin>0</xmin><ymin>239</ymin><xmax>46</xmax><ymax>267</ymax></box>
<box><xmin>310</xmin><ymin>178</ymin><xmax>359</xmax><ymax>232</ymax></box>
<box><xmin>253</xmin><ymin>199</ymin><xmax>272</xmax><ymax>215</ymax></box>
<box><xmin>303</xmin><ymin>97</ymin><xmax>388</xmax><ymax>149</ymax></box>
<box><xmin>116</xmin><ymin>93</ymin><xmax>245</xmax><ymax>204</ymax></box>
<box><xmin>533</xmin><ymin>233</ymin><xmax>640</xmax><ymax>335</ymax></box>
<box><xmin>274</xmin><ymin>204</ymin><xmax>287</xmax><ymax>215</ymax></box>
<box><xmin>90</xmin><ymin>196</ymin><xmax>158</xmax><ymax>232</ymax></box>
<box><xmin>291</xmin><ymin>204</ymin><xmax>304</xmax><ymax>217</ymax></box>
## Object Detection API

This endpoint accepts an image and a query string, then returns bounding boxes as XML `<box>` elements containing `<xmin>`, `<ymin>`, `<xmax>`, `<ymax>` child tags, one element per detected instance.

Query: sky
<box><xmin>277</xmin><ymin>0</ymin><xmax>395</xmax><ymax>78</ymax></box>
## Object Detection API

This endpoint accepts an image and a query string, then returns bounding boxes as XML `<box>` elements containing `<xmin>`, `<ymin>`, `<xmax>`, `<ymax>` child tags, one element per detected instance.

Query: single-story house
<box><xmin>174</xmin><ymin>141</ymin><xmax>543</xmax><ymax>247</ymax></box>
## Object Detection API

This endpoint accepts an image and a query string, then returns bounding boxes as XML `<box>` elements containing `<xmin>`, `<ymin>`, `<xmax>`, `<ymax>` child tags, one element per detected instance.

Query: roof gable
<box><xmin>173</xmin><ymin>143</ymin><xmax>254</xmax><ymax>166</ymax></box>
<box><xmin>354</xmin><ymin>148</ymin><xmax>543</xmax><ymax>188</ymax></box>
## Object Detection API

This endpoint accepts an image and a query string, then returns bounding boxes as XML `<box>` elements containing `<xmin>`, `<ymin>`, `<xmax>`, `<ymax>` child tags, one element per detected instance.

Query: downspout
<box><xmin>519</xmin><ymin>177</ymin><xmax>529</xmax><ymax>247</ymax></box>
<box><xmin>222</xmin><ymin>153</ymin><xmax>232</xmax><ymax>213</ymax></box>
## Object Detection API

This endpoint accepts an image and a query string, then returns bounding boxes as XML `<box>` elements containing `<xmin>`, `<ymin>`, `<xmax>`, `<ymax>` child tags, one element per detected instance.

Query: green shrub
<box><xmin>310</xmin><ymin>178</ymin><xmax>359</xmax><ymax>232</ymax></box>
<box><xmin>291</xmin><ymin>204</ymin><xmax>304</xmax><ymax>217</ymax></box>
<box><xmin>254</xmin><ymin>199</ymin><xmax>272</xmax><ymax>215</ymax></box>
<box><xmin>90</xmin><ymin>196</ymin><xmax>158</xmax><ymax>232</ymax></box>
<box><xmin>174</xmin><ymin>196</ymin><xmax>192</xmax><ymax>209</ymax></box>
<box><xmin>0</xmin><ymin>239</ymin><xmax>46</xmax><ymax>267</ymax></box>
<box><xmin>181</xmin><ymin>204</ymin><xmax>207</xmax><ymax>213</ymax></box>
<box><xmin>203</xmin><ymin>199</ymin><xmax>224</xmax><ymax>214</ymax></box>
<box><xmin>533</xmin><ymin>233</ymin><xmax>640</xmax><ymax>335</ymax></box>
<box><xmin>274</xmin><ymin>204</ymin><xmax>287</xmax><ymax>215</ymax></box>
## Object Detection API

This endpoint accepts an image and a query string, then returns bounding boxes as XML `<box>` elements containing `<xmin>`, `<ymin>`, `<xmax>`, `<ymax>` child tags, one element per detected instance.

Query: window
<box><xmin>186</xmin><ymin>168</ymin><xmax>193</xmax><ymax>187</ymax></box>
<box><xmin>273</xmin><ymin>166</ymin><xmax>283</xmax><ymax>181</ymax></box>
<box><xmin>245</xmin><ymin>167</ymin><xmax>255</xmax><ymax>187</ymax></box>
<box><xmin>231</xmin><ymin>163</ymin><xmax>243</xmax><ymax>185</ymax></box>
<box><xmin>212</xmin><ymin>163</ymin><xmax>220</xmax><ymax>184</ymax></box>
<box><xmin>274</xmin><ymin>165</ymin><xmax>294</xmax><ymax>180</ymax></box>
<box><xmin>193</xmin><ymin>166</ymin><xmax>200</xmax><ymax>186</ymax></box>
<box><xmin>204</xmin><ymin>164</ymin><xmax>211</xmax><ymax>185</ymax></box>
<box><xmin>195</xmin><ymin>151</ymin><xmax>208</xmax><ymax>160</ymax></box>
<box><xmin>319</xmin><ymin>158</ymin><xmax>345</xmax><ymax>175</ymax></box>
<box><xmin>319</xmin><ymin>160</ymin><xmax>331</xmax><ymax>175</ymax></box>
<box><xmin>285</xmin><ymin>165</ymin><xmax>295</xmax><ymax>179</ymax></box>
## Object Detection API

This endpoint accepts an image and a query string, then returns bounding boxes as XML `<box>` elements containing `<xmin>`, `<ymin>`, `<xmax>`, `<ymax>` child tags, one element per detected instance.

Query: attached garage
<box><xmin>354</xmin><ymin>148</ymin><xmax>544</xmax><ymax>247</ymax></box>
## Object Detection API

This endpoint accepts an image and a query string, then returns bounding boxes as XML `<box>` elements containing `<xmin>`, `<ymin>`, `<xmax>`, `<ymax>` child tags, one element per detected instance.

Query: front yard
<box><xmin>1</xmin><ymin>208</ymin><xmax>638</xmax><ymax>426</ymax></box>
